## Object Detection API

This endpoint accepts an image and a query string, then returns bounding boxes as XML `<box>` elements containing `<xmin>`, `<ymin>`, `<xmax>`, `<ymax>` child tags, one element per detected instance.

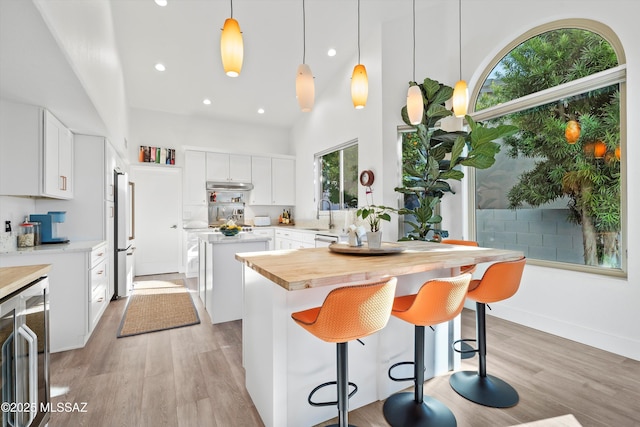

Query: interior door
<box><xmin>131</xmin><ymin>166</ymin><xmax>182</xmax><ymax>275</ymax></box>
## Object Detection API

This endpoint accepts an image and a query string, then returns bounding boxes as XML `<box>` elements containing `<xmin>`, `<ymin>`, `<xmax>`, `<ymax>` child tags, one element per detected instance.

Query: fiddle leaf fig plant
<box><xmin>397</xmin><ymin>77</ymin><xmax>518</xmax><ymax>241</ymax></box>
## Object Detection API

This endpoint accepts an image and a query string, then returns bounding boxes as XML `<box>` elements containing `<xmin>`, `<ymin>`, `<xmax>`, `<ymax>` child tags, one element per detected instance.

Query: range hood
<box><xmin>206</xmin><ymin>181</ymin><xmax>254</xmax><ymax>191</ymax></box>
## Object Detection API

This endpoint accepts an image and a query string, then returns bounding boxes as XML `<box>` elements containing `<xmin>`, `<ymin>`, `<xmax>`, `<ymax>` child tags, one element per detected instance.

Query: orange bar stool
<box><xmin>383</xmin><ymin>273</ymin><xmax>472</xmax><ymax>427</ymax></box>
<box><xmin>442</xmin><ymin>239</ymin><xmax>480</xmax><ymax>360</ymax></box>
<box><xmin>441</xmin><ymin>239</ymin><xmax>479</xmax><ymax>274</ymax></box>
<box><xmin>291</xmin><ymin>277</ymin><xmax>397</xmax><ymax>427</ymax></box>
<box><xmin>449</xmin><ymin>257</ymin><xmax>526</xmax><ymax>408</ymax></box>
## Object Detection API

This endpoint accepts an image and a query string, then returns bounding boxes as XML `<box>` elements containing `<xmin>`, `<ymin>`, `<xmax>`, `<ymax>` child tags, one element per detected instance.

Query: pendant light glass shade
<box><xmin>296</xmin><ymin>64</ymin><xmax>315</xmax><ymax>112</ymax></box>
<box><xmin>221</xmin><ymin>18</ymin><xmax>243</xmax><ymax>77</ymax></box>
<box><xmin>351</xmin><ymin>64</ymin><xmax>368</xmax><ymax>109</ymax></box>
<box><xmin>407</xmin><ymin>85</ymin><xmax>423</xmax><ymax>124</ymax></box>
<box><xmin>452</xmin><ymin>79</ymin><xmax>468</xmax><ymax>117</ymax></box>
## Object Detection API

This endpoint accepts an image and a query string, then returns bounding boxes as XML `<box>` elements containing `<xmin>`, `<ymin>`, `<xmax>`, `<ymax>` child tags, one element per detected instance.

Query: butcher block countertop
<box><xmin>235</xmin><ymin>241</ymin><xmax>523</xmax><ymax>291</ymax></box>
<box><xmin>0</xmin><ymin>264</ymin><xmax>51</xmax><ymax>300</ymax></box>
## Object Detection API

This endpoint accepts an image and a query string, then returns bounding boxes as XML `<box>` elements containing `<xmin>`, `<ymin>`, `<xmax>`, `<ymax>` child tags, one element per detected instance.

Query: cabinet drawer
<box><xmin>91</xmin><ymin>261</ymin><xmax>108</xmax><ymax>291</ymax></box>
<box><xmin>89</xmin><ymin>284</ymin><xmax>108</xmax><ymax>330</ymax></box>
<box><xmin>91</xmin><ymin>246</ymin><xmax>108</xmax><ymax>268</ymax></box>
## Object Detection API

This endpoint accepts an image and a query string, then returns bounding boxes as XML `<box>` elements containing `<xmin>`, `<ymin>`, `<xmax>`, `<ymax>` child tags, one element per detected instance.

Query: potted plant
<box><xmin>356</xmin><ymin>205</ymin><xmax>394</xmax><ymax>248</ymax></box>
<box><xmin>397</xmin><ymin>77</ymin><xmax>518</xmax><ymax>241</ymax></box>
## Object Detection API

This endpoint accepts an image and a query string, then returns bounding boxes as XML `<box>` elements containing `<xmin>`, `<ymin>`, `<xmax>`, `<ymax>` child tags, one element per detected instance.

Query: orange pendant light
<box><xmin>296</xmin><ymin>0</ymin><xmax>315</xmax><ymax>112</ymax></box>
<box><xmin>220</xmin><ymin>1</ymin><xmax>243</xmax><ymax>78</ymax></box>
<box><xmin>351</xmin><ymin>0</ymin><xmax>368</xmax><ymax>109</ymax></box>
<box><xmin>452</xmin><ymin>0</ymin><xmax>468</xmax><ymax>117</ymax></box>
<box><xmin>407</xmin><ymin>0</ymin><xmax>423</xmax><ymax>125</ymax></box>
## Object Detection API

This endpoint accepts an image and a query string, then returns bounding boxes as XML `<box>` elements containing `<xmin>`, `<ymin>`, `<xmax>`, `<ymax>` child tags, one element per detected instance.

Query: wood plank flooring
<box><xmin>48</xmin><ymin>274</ymin><xmax>640</xmax><ymax>427</ymax></box>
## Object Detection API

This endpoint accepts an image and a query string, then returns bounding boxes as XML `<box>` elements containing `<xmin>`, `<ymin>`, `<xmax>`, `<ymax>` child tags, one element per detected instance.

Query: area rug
<box><xmin>117</xmin><ymin>279</ymin><xmax>200</xmax><ymax>338</ymax></box>
<box><xmin>510</xmin><ymin>414</ymin><xmax>582</xmax><ymax>427</ymax></box>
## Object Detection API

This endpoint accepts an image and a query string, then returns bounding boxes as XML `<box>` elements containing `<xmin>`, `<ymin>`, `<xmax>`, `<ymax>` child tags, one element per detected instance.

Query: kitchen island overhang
<box><xmin>235</xmin><ymin>242</ymin><xmax>523</xmax><ymax>427</ymax></box>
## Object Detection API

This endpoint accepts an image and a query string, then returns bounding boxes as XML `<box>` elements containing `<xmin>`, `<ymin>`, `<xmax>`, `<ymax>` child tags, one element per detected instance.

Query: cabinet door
<box><xmin>272</xmin><ymin>157</ymin><xmax>295</xmax><ymax>205</ymax></box>
<box><xmin>206</xmin><ymin>152</ymin><xmax>230</xmax><ymax>181</ymax></box>
<box><xmin>250</xmin><ymin>156</ymin><xmax>272</xmax><ymax>205</ymax></box>
<box><xmin>43</xmin><ymin>111</ymin><xmax>73</xmax><ymax>199</ymax></box>
<box><xmin>229</xmin><ymin>154</ymin><xmax>251</xmax><ymax>182</ymax></box>
<box><xmin>184</xmin><ymin>151</ymin><xmax>207</xmax><ymax>205</ymax></box>
<box><xmin>105</xmin><ymin>142</ymin><xmax>117</xmax><ymax>202</ymax></box>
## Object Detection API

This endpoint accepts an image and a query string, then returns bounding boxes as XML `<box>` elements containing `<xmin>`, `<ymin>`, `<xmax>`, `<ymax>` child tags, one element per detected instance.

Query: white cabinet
<box><xmin>0</xmin><ymin>100</ymin><xmax>74</xmax><ymax>199</ymax></box>
<box><xmin>0</xmin><ymin>242</ymin><xmax>109</xmax><ymax>352</ymax></box>
<box><xmin>184</xmin><ymin>151</ymin><xmax>207</xmax><ymax>205</ymax></box>
<box><xmin>249</xmin><ymin>156</ymin><xmax>272</xmax><ymax>205</ymax></box>
<box><xmin>272</xmin><ymin>157</ymin><xmax>295</xmax><ymax>205</ymax></box>
<box><xmin>252</xmin><ymin>227</ymin><xmax>275</xmax><ymax>250</ymax></box>
<box><xmin>89</xmin><ymin>246</ymin><xmax>109</xmax><ymax>332</ymax></box>
<box><xmin>274</xmin><ymin>229</ymin><xmax>315</xmax><ymax>250</ymax></box>
<box><xmin>43</xmin><ymin>110</ymin><xmax>74</xmax><ymax>198</ymax></box>
<box><xmin>206</xmin><ymin>152</ymin><xmax>251</xmax><ymax>182</ymax></box>
<box><xmin>249</xmin><ymin>156</ymin><xmax>295</xmax><ymax>206</ymax></box>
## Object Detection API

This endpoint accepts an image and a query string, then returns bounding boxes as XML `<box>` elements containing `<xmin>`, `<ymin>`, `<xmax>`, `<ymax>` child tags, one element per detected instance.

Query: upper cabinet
<box><xmin>206</xmin><ymin>152</ymin><xmax>251</xmax><ymax>182</ymax></box>
<box><xmin>271</xmin><ymin>157</ymin><xmax>295</xmax><ymax>206</ymax></box>
<box><xmin>184</xmin><ymin>151</ymin><xmax>207</xmax><ymax>205</ymax></box>
<box><xmin>0</xmin><ymin>100</ymin><xmax>74</xmax><ymax>199</ymax></box>
<box><xmin>249</xmin><ymin>156</ymin><xmax>295</xmax><ymax>206</ymax></box>
<box><xmin>43</xmin><ymin>110</ymin><xmax>74</xmax><ymax>198</ymax></box>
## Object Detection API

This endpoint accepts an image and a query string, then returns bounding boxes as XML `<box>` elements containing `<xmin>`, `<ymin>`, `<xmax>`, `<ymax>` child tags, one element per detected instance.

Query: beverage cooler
<box><xmin>1</xmin><ymin>276</ymin><xmax>50</xmax><ymax>427</ymax></box>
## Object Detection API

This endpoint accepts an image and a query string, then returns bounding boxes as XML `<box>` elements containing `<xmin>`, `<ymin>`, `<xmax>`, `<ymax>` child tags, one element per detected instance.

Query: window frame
<box><xmin>315</xmin><ymin>139</ymin><xmax>359</xmax><ymax>211</ymax></box>
<box><xmin>467</xmin><ymin>19</ymin><xmax>627</xmax><ymax>277</ymax></box>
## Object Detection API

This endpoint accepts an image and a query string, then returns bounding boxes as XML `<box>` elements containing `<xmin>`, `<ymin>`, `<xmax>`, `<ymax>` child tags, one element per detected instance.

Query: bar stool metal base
<box><xmin>383</xmin><ymin>392</ymin><xmax>457</xmax><ymax>427</ymax></box>
<box><xmin>449</xmin><ymin>371</ymin><xmax>519</xmax><ymax>408</ymax></box>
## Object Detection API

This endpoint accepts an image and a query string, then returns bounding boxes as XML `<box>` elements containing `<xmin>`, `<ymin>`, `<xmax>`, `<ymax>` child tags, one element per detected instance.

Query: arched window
<box><xmin>471</xmin><ymin>20</ymin><xmax>626</xmax><ymax>275</ymax></box>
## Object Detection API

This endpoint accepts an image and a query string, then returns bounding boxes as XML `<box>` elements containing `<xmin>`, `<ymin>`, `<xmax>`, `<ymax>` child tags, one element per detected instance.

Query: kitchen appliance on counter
<box><xmin>29</xmin><ymin>211</ymin><xmax>69</xmax><ymax>244</ymax></box>
<box><xmin>254</xmin><ymin>216</ymin><xmax>271</xmax><ymax>227</ymax></box>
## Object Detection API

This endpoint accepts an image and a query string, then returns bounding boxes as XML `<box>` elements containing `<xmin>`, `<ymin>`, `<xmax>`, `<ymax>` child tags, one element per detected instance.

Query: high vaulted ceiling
<box><xmin>111</xmin><ymin>0</ymin><xmax>408</xmax><ymax>129</ymax></box>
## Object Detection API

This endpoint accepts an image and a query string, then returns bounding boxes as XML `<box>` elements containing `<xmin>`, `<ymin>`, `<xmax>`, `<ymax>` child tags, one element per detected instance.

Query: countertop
<box><xmin>0</xmin><ymin>264</ymin><xmax>51</xmax><ymax>300</ymax></box>
<box><xmin>0</xmin><ymin>240</ymin><xmax>107</xmax><ymax>256</ymax></box>
<box><xmin>198</xmin><ymin>232</ymin><xmax>271</xmax><ymax>244</ymax></box>
<box><xmin>235</xmin><ymin>240</ymin><xmax>524</xmax><ymax>291</ymax></box>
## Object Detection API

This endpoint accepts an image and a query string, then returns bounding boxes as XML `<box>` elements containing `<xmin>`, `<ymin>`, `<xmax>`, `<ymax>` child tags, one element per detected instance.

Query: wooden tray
<box><xmin>328</xmin><ymin>242</ymin><xmax>405</xmax><ymax>256</ymax></box>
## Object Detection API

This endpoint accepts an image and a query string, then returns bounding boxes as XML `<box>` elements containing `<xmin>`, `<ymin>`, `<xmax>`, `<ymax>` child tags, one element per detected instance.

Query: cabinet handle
<box><xmin>96</xmin><ymin>270</ymin><xmax>104</xmax><ymax>275</ymax></box>
<box><xmin>59</xmin><ymin>175</ymin><xmax>68</xmax><ymax>191</ymax></box>
<box><xmin>97</xmin><ymin>297</ymin><xmax>104</xmax><ymax>303</ymax></box>
<box><xmin>97</xmin><ymin>252</ymin><xmax>104</xmax><ymax>257</ymax></box>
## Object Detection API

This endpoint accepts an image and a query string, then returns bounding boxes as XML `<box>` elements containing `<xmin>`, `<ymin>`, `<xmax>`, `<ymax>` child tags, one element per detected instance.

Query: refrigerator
<box><xmin>113</xmin><ymin>169</ymin><xmax>132</xmax><ymax>299</ymax></box>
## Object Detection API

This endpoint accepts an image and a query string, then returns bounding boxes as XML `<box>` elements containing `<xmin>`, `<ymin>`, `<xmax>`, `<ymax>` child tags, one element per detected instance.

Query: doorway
<box><xmin>131</xmin><ymin>166</ymin><xmax>182</xmax><ymax>275</ymax></box>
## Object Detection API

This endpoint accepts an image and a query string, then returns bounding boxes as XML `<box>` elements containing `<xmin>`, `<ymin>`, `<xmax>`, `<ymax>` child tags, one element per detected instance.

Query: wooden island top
<box><xmin>235</xmin><ymin>241</ymin><xmax>523</xmax><ymax>291</ymax></box>
<box><xmin>0</xmin><ymin>264</ymin><xmax>51</xmax><ymax>300</ymax></box>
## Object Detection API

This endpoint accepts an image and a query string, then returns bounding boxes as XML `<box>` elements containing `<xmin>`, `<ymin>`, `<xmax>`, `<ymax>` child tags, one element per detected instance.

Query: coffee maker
<box><xmin>29</xmin><ymin>211</ymin><xmax>69</xmax><ymax>244</ymax></box>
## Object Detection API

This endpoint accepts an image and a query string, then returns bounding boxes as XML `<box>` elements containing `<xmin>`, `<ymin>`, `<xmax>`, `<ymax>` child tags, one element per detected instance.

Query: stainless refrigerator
<box><xmin>113</xmin><ymin>169</ymin><xmax>133</xmax><ymax>299</ymax></box>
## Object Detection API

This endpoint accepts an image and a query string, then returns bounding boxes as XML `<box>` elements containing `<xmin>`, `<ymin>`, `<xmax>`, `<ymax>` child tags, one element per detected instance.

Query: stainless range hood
<box><xmin>206</xmin><ymin>181</ymin><xmax>254</xmax><ymax>191</ymax></box>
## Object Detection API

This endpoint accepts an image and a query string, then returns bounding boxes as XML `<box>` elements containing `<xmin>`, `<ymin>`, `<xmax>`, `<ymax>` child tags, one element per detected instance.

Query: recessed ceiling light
<box><xmin>155</xmin><ymin>0</ymin><xmax>168</xmax><ymax>6</ymax></box>
<box><xmin>257</xmin><ymin>108</ymin><xmax>265</xmax><ymax>114</ymax></box>
<box><xmin>327</xmin><ymin>48</ymin><xmax>337</xmax><ymax>57</ymax></box>
<box><xmin>154</xmin><ymin>63</ymin><xmax>166</xmax><ymax>71</ymax></box>
<box><xmin>203</xmin><ymin>99</ymin><xmax>212</xmax><ymax>105</ymax></box>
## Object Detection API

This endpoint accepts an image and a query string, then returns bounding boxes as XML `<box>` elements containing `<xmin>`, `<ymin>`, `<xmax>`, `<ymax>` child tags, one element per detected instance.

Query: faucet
<box><xmin>317</xmin><ymin>198</ymin><xmax>335</xmax><ymax>229</ymax></box>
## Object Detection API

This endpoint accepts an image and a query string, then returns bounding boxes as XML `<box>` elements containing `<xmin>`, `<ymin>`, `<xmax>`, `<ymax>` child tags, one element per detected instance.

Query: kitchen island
<box><xmin>235</xmin><ymin>241</ymin><xmax>523</xmax><ymax>427</ymax></box>
<box><xmin>198</xmin><ymin>232</ymin><xmax>270</xmax><ymax>324</ymax></box>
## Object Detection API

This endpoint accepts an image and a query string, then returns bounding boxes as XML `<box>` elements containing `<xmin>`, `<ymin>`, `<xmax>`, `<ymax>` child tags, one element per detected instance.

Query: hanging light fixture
<box><xmin>220</xmin><ymin>0</ymin><xmax>243</xmax><ymax>77</ymax></box>
<box><xmin>296</xmin><ymin>0</ymin><xmax>315</xmax><ymax>112</ymax></box>
<box><xmin>452</xmin><ymin>0</ymin><xmax>468</xmax><ymax>117</ymax></box>
<box><xmin>351</xmin><ymin>0</ymin><xmax>368</xmax><ymax>109</ymax></box>
<box><xmin>407</xmin><ymin>0</ymin><xmax>423</xmax><ymax>125</ymax></box>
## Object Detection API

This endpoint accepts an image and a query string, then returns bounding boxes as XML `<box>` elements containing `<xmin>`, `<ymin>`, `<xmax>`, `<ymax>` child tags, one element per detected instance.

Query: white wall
<box><xmin>293</xmin><ymin>0</ymin><xmax>639</xmax><ymax>360</ymax></box>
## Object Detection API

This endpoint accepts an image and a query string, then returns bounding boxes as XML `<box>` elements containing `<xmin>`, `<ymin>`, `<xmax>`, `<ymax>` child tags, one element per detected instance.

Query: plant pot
<box><xmin>366</xmin><ymin>231</ymin><xmax>382</xmax><ymax>249</ymax></box>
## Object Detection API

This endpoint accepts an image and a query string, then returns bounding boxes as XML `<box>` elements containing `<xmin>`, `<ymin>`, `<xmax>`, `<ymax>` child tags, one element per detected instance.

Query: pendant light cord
<box><xmin>458</xmin><ymin>0</ymin><xmax>462</xmax><ymax>80</ymax></box>
<box><xmin>357</xmin><ymin>0</ymin><xmax>361</xmax><ymax>64</ymax></box>
<box><xmin>230</xmin><ymin>0</ymin><xmax>234</xmax><ymax>18</ymax></box>
<box><xmin>302</xmin><ymin>0</ymin><xmax>306</xmax><ymax>64</ymax></box>
<box><xmin>412</xmin><ymin>0</ymin><xmax>416</xmax><ymax>82</ymax></box>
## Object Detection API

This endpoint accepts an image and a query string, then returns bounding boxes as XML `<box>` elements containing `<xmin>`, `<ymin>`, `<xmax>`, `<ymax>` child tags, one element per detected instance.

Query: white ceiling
<box><xmin>0</xmin><ymin>0</ymin><xmax>417</xmax><ymax>134</ymax></box>
<box><xmin>110</xmin><ymin>0</ymin><xmax>409</xmax><ymax>129</ymax></box>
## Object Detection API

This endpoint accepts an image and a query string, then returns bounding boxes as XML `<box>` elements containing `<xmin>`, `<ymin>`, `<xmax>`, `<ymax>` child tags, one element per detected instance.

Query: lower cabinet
<box><xmin>251</xmin><ymin>228</ymin><xmax>275</xmax><ymax>250</ymax></box>
<box><xmin>274</xmin><ymin>229</ymin><xmax>315</xmax><ymax>249</ymax></box>
<box><xmin>0</xmin><ymin>242</ymin><xmax>109</xmax><ymax>352</ymax></box>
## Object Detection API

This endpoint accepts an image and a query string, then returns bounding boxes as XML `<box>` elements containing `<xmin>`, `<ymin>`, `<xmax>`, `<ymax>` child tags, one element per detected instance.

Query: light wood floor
<box><xmin>49</xmin><ymin>274</ymin><xmax>640</xmax><ymax>427</ymax></box>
